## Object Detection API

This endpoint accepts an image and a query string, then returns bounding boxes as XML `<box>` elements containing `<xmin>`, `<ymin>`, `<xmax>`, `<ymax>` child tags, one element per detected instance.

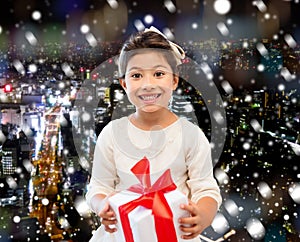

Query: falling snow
<box><xmin>0</xmin><ymin>0</ymin><xmax>299</xmax><ymax>241</ymax></box>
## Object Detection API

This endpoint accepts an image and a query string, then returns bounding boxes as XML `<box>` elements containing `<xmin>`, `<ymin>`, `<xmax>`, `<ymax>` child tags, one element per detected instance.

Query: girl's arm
<box><xmin>86</xmin><ymin>123</ymin><xmax>116</xmax><ymax>214</ymax></box>
<box><xmin>180</xmin><ymin>121</ymin><xmax>222</xmax><ymax>238</ymax></box>
<box><xmin>185</xmin><ymin>124</ymin><xmax>222</xmax><ymax>207</ymax></box>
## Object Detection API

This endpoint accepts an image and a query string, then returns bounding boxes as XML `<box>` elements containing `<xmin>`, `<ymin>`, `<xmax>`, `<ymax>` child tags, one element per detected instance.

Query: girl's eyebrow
<box><xmin>127</xmin><ymin>65</ymin><xmax>170</xmax><ymax>72</ymax></box>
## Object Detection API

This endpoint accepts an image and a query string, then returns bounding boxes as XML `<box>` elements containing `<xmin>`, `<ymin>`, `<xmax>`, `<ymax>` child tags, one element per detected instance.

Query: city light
<box><xmin>3</xmin><ymin>84</ymin><xmax>13</xmax><ymax>93</ymax></box>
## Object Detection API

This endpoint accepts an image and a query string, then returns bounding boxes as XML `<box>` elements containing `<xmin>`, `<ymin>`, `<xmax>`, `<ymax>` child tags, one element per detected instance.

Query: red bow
<box><xmin>118</xmin><ymin>157</ymin><xmax>178</xmax><ymax>242</ymax></box>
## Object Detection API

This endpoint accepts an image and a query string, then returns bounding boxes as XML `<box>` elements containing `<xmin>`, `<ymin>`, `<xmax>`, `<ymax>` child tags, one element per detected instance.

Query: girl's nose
<box><xmin>141</xmin><ymin>74</ymin><xmax>155</xmax><ymax>89</ymax></box>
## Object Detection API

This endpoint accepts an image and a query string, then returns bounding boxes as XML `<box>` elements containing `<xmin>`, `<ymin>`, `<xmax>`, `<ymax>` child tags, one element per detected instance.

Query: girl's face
<box><xmin>120</xmin><ymin>51</ymin><xmax>178</xmax><ymax>114</ymax></box>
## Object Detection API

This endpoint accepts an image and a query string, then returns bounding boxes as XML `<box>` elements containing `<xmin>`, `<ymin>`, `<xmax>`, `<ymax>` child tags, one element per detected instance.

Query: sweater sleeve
<box><xmin>184</xmin><ymin>122</ymin><xmax>222</xmax><ymax>208</ymax></box>
<box><xmin>85</xmin><ymin>122</ymin><xmax>118</xmax><ymax>211</ymax></box>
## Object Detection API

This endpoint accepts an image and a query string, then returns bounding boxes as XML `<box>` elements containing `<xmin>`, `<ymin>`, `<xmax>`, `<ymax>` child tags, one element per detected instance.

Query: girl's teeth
<box><xmin>142</xmin><ymin>95</ymin><xmax>157</xmax><ymax>100</ymax></box>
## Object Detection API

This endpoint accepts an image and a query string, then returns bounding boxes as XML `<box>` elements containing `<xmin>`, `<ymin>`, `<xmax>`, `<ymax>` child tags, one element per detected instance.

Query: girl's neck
<box><xmin>129</xmin><ymin>109</ymin><xmax>178</xmax><ymax>131</ymax></box>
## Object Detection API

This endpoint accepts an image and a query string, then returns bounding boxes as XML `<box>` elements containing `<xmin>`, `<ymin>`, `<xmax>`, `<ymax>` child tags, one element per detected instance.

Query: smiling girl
<box><xmin>86</xmin><ymin>27</ymin><xmax>222</xmax><ymax>241</ymax></box>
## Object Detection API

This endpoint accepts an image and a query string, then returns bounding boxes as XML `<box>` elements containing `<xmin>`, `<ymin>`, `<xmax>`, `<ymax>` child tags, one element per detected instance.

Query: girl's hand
<box><xmin>178</xmin><ymin>200</ymin><xmax>205</xmax><ymax>240</ymax></box>
<box><xmin>99</xmin><ymin>202</ymin><xmax>117</xmax><ymax>233</ymax></box>
<box><xmin>178</xmin><ymin>197</ymin><xmax>218</xmax><ymax>240</ymax></box>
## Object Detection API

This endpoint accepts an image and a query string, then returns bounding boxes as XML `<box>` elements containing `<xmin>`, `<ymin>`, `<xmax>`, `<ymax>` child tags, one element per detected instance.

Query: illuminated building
<box><xmin>1</xmin><ymin>139</ymin><xmax>18</xmax><ymax>177</ymax></box>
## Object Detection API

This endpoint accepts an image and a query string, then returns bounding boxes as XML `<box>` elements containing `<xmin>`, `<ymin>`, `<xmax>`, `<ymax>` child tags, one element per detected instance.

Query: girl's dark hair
<box><xmin>118</xmin><ymin>31</ymin><xmax>179</xmax><ymax>78</ymax></box>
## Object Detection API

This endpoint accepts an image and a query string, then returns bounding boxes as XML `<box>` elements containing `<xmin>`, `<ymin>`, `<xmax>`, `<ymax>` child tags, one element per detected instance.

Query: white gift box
<box><xmin>108</xmin><ymin>189</ymin><xmax>190</xmax><ymax>242</ymax></box>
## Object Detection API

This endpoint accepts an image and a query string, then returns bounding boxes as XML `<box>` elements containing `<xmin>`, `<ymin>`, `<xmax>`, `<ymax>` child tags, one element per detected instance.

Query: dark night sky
<box><xmin>1</xmin><ymin>0</ymin><xmax>299</xmax><ymax>36</ymax></box>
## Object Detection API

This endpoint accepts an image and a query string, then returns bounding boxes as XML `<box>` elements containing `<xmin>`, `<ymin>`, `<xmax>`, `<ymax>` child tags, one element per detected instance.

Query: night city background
<box><xmin>0</xmin><ymin>0</ymin><xmax>300</xmax><ymax>241</ymax></box>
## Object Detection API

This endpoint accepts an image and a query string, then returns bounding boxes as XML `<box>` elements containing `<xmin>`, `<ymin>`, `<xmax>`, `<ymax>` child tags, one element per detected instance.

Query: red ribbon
<box><xmin>118</xmin><ymin>157</ymin><xmax>178</xmax><ymax>242</ymax></box>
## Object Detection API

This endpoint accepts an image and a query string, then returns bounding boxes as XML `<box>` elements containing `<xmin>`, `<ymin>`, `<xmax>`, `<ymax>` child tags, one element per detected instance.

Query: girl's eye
<box><xmin>131</xmin><ymin>73</ymin><xmax>142</xmax><ymax>78</ymax></box>
<box><xmin>154</xmin><ymin>71</ymin><xmax>165</xmax><ymax>77</ymax></box>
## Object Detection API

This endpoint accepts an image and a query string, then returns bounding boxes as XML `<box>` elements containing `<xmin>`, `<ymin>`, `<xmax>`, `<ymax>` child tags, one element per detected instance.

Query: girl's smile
<box><xmin>138</xmin><ymin>93</ymin><xmax>161</xmax><ymax>103</ymax></box>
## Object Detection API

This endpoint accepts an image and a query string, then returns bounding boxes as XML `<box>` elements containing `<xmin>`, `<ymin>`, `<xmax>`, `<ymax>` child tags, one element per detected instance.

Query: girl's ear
<box><xmin>172</xmin><ymin>75</ymin><xmax>179</xmax><ymax>91</ymax></box>
<box><xmin>119</xmin><ymin>78</ymin><xmax>127</xmax><ymax>90</ymax></box>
